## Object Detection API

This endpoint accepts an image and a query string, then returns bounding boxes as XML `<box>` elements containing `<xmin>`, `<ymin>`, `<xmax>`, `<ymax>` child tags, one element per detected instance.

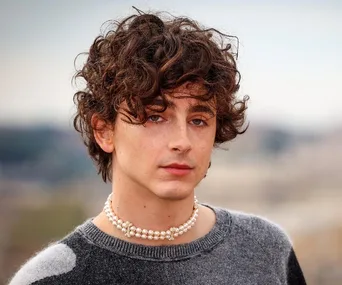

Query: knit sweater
<box><xmin>9</xmin><ymin>205</ymin><xmax>306</xmax><ymax>285</ymax></box>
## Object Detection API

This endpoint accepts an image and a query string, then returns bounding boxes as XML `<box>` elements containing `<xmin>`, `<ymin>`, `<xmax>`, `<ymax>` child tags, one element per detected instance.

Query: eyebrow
<box><xmin>188</xmin><ymin>104</ymin><xmax>216</xmax><ymax>117</ymax></box>
<box><xmin>148</xmin><ymin>98</ymin><xmax>216</xmax><ymax>117</ymax></box>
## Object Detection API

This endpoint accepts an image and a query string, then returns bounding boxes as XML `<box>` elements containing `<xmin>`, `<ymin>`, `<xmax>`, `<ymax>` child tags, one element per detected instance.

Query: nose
<box><xmin>168</xmin><ymin>122</ymin><xmax>192</xmax><ymax>153</ymax></box>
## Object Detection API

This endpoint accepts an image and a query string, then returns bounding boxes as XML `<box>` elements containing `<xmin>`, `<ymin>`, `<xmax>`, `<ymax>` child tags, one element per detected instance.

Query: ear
<box><xmin>91</xmin><ymin>114</ymin><xmax>115</xmax><ymax>153</ymax></box>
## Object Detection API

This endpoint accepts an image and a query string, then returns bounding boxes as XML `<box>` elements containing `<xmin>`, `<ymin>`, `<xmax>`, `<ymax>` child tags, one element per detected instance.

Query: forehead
<box><xmin>159</xmin><ymin>82</ymin><xmax>216</xmax><ymax>111</ymax></box>
<box><xmin>164</xmin><ymin>82</ymin><xmax>208</xmax><ymax>98</ymax></box>
<box><xmin>145</xmin><ymin>82</ymin><xmax>216</xmax><ymax>115</ymax></box>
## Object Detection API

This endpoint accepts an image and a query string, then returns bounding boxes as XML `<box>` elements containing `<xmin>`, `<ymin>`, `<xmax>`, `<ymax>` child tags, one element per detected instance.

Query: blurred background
<box><xmin>0</xmin><ymin>0</ymin><xmax>341</xmax><ymax>284</ymax></box>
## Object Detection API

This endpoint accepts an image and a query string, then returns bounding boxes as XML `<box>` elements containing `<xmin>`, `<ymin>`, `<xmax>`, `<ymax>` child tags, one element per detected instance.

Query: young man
<box><xmin>9</xmin><ymin>11</ymin><xmax>306</xmax><ymax>285</ymax></box>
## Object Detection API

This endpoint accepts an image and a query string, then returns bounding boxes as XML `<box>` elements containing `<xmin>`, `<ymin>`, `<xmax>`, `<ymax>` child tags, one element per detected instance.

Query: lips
<box><xmin>164</xmin><ymin>163</ymin><xmax>192</xmax><ymax>169</ymax></box>
<box><xmin>161</xmin><ymin>163</ymin><xmax>193</xmax><ymax>176</ymax></box>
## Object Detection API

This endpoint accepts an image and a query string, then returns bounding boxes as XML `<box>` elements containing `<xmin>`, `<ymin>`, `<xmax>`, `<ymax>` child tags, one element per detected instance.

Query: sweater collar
<box><xmin>77</xmin><ymin>205</ymin><xmax>231</xmax><ymax>261</ymax></box>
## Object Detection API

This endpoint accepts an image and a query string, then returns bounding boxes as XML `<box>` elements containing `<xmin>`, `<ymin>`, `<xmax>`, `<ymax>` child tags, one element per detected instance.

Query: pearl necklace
<box><xmin>103</xmin><ymin>193</ymin><xmax>199</xmax><ymax>241</ymax></box>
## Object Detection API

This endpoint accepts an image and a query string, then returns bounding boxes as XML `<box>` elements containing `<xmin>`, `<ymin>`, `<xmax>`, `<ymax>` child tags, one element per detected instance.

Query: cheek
<box><xmin>196</xmin><ymin>131</ymin><xmax>215</xmax><ymax>151</ymax></box>
<box><xmin>194</xmin><ymin>141</ymin><xmax>213</xmax><ymax>166</ymax></box>
<box><xmin>132</xmin><ymin>131</ymin><xmax>164</xmax><ymax>160</ymax></box>
<box><xmin>199</xmin><ymin>145</ymin><xmax>213</xmax><ymax>162</ymax></box>
<box><xmin>197</xmin><ymin>141</ymin><xmax>214</xmax><ymax>169</ymax></box>
<box><xmin>142</xmin><ymin>127</ymin><xmax>168</xmax><ymax>148</ymax></box>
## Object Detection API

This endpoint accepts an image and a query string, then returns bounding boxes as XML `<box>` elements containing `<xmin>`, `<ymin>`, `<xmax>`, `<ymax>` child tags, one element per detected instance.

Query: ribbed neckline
<box><xmin>76</xmin><ymin>205</ymin><xmax>231</xmax><ymax>261</ymax></box>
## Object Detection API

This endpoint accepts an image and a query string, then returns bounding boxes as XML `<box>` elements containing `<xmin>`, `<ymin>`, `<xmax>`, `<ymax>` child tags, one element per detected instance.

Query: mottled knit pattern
<box><xmin>9</xmin><ymin>206</ymin><xmax>306</xmax><ymax>285</ymax></box>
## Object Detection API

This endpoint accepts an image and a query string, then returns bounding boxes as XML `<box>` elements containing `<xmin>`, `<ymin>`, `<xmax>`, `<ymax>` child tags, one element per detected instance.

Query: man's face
<box><xmin>111</xmin><ymin>83</ymin><xmax>216</xmax><ymax>201</ymax></box>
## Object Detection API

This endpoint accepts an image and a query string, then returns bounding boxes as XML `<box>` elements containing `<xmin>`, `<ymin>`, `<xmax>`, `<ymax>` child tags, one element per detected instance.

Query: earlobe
<box><xmin>91</xmin><ymin>115</ymin><xmax>115</xmax><ymax>153</ymax></box>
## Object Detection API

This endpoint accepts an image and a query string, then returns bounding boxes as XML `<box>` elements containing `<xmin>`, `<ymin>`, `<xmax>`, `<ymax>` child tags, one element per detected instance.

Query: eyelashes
<box><xmin>147</xmin><ymin>115</ymin><xmax>209</xmax><ymax>127</ymax></box>
<box><xmin>147</xmin><ymin>115</ymin><xmax>164</xmax><ymax>123</ymax></box>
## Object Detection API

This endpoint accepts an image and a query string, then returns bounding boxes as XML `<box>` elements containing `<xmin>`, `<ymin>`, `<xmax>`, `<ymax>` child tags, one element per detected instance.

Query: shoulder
<box><xmin>215</xmin><ymin>207</ymin><xmax>293</xmax><ymax>253</ymax></box>
<box><xmin>232</xmin><ymin>210</ymin><xmax>291</xmax><ymax>245</ymax></box>
<box><xmin>8</xmin><ymin>242</ymin><xmax>77</xmax><ymax>285</ymax></box>
<box><xmin>209</xmin><ymin>206</ymin><xmax>307</xmax><ymax>283</ymax></box>
<box><xmin>7</xmin><ymin>226</ymin><xmax>94</xmax><ymax>285</ymax></box>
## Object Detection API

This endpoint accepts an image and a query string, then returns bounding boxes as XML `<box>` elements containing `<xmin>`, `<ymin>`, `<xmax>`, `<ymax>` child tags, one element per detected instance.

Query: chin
<box><xmin>152</xmin><ymin>183</ymin><xmax>195</xmax><ymax>201</ymax></box>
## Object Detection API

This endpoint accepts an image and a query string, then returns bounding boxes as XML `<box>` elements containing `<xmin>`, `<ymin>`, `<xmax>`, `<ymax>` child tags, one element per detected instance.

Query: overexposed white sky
<box><xmin>1</xmin><ymin>0</ymin><xmax>341</xmax><ymax>132</ymax></box>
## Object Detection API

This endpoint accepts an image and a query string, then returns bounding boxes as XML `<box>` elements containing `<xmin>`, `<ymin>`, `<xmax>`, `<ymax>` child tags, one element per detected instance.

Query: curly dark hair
<box><xmin>73</xmin><ymin>11</ymin><xmax>249</xmax><ymax>182</ymax></box>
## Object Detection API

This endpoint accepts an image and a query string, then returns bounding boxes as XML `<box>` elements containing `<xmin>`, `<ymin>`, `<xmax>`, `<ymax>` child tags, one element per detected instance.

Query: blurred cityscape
<box><xmin>0</xmin><ymin>123</ymin><xmax>341</xmax><ymax>284</ymax></box>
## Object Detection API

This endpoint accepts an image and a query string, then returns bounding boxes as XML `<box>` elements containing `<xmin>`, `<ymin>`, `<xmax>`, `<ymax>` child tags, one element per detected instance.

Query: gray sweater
<box><xmin>9</xmin><ymin>206</ymin><xmax>306</xmax><ymax>284</ymax></box>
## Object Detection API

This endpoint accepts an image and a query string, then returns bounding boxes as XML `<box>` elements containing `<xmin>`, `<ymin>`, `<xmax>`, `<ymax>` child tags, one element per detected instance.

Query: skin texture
<box><xmin>93</xmin><ymin>83</ymin><xmax>217</xmax><ymax>245</ymax></box>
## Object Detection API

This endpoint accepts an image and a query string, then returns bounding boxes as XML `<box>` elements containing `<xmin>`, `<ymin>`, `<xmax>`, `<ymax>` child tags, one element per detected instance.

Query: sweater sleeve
<box><xmin>8</xmin><ymin>243</ymin><xmax>76</xmax><ymax>285</ymax></box>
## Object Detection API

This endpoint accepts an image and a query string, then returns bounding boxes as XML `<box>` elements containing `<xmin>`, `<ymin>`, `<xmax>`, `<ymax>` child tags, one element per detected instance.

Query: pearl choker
<box><xmin>103</xmin><ymin>193</ymin><xmax>199</xmax><ymax>241</ymax></box>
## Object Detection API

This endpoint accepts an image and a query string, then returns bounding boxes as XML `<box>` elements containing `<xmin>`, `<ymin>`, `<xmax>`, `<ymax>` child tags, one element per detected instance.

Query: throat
<box><xmin>103</xmin><ymin>193</ymin><xmax>199</xmax><ymax>242</ymax></box>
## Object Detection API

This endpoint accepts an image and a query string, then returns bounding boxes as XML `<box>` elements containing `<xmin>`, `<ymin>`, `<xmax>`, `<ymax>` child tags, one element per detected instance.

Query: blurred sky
<box><xmin>1</xmin><ymin>0</ymin><xmax>341</xmax><ymax>133</ymax></box>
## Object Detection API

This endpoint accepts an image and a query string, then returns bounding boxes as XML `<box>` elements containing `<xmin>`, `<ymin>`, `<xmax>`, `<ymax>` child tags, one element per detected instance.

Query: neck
<box><xmin>109</xmin><ymin>187</ymin><xmax>196</xmax><ymax>233</ymax></box>
<box><xmin>94</xmin><ymin>180</ymin><xmax>203</xmax><ymax>245</ymax></box>
<box><xmin>105</xmin><ymin>192</ymin><xmax>198</xmax><ymax>241</ymax></box>
<box><xmin>93</xmin><ymin>194</ymin><xmax>216</xmax><ymax>246</ymax></box>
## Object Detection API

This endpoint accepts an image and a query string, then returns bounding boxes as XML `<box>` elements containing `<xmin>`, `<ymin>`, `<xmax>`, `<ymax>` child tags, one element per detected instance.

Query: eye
<box><xmin>147</xmin><ymin>115</ymin><xmax>163</xmax><ymax>123</ymax></box>
<box><xmin>191</xmin><ymin>118</ymin><xmax>207</xmax><ymax>126</ymax></box>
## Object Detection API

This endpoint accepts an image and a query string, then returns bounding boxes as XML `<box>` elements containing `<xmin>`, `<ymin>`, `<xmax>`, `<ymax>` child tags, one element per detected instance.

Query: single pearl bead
<box><xmin>153</xmin><ymin>236</ymin><xmax>159</xmax><ymax>240</ymax></box>
<box><xmin>142</xmin><ymin>229</ymin><xmax>148</xmax><ymax>234</ymax></box>
<box><xmin>136</xmin><ymin>228</ymin><xmax>142</xmax><ymax>233</ymax></box>
<box><xmin>135</xmin><ymin>233</ymin><xmax>141</xmax><ymax>238</ymax></box>
<box><xmin>141</xmin><ymin>234</ymin><xmax>147</xmax><ymax>239</ymax></box>
<box><xmin>117</xmin><ymin>225</ymin><xmax>122</xmax><ymax>230</ymax></box>
<box><xmin>160</xmin><ymin>231</ymin><xmax>166</xmax><ymax>236</ymax></box>
<box><xmin>118</xmin><ymin>219</ymin><xmax>123</xmax><ymax>225</ymax></box>
<box><xmin>148</xmin><ymin>236</ymin><xmax>153</xmax><ymax>240</ymax></box>
<box><xmin>148</xmin><ymin>230</ymin><xmax>154</xmax><ymax>235</ymax></box>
